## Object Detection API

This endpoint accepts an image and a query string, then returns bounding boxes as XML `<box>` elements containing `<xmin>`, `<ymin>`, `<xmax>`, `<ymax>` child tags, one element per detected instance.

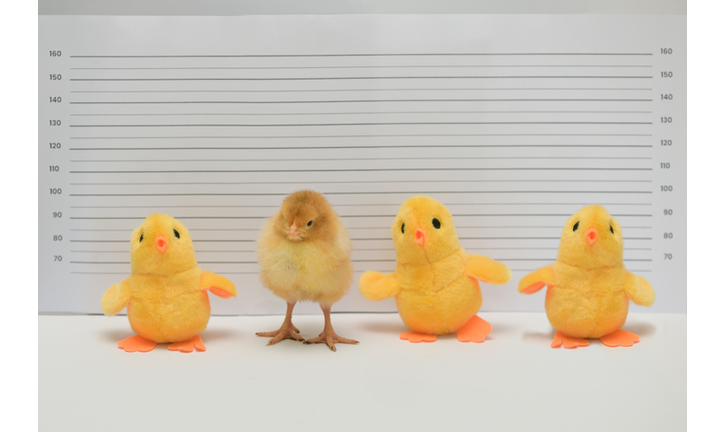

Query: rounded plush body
<box><xmin>101</xmin><ymin>213</ymin><xmax>237</xmax><ymax>352</ymax></box>
<box><xmin>125</xmin><ymin>267</ymin><xmax>210</xmax><ymax>343</ymax></box>
<box><xmin>519</xmin><ymin>204</ymin><xmax>655</xmax><ymax>348</ymax></box>
<box><xmin>360</xmin><ymin>196</ymin><xmax>511</xmax><ymax>342</ymax></box>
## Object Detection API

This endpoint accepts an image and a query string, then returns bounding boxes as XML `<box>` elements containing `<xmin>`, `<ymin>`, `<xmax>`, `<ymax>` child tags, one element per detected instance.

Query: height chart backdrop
<box><xmin>38</xmin><ymin>15</ymin><xmax>686</xmax><ymax>314</ymax></box>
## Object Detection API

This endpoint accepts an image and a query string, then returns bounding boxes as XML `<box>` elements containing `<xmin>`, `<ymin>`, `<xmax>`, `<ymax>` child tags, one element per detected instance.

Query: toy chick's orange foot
<box><xmin>600</xmin><ymin>329</ymin><xmax>640</xmax><ymax>347</ymax></box>
<box><xmin>400</xmin><ymin>332</ymin><xmax>436</xmax><ymax>343</ymax></box>
<box><xmin>118</xmin><ymin>335</ymin><xmax>157</xmax><ymax>353</ymax></box>
<box><xmin>168</xmin><ymin>334</ymin><xmax>206</xmax><ymax>353</ymax></box>
<box><xmin>457</xmin><ymin>315</ymin><xmax>493</xmax><ymax>343</ymax></box>
<box><xmin>551</xmin><ymin>331</ymin><xmax>590</xmax><ymax>349</ymax></box>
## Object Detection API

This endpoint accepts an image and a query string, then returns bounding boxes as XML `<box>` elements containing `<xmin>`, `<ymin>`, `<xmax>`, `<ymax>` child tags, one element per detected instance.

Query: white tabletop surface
<box><xmin>39</xmin><ymin>312</ymin><xmax>685</xmax><ymax>432</ymax></box>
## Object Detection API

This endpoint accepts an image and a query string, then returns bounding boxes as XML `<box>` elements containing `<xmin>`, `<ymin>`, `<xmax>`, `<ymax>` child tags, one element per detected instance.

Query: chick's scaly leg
<box><xmin>304</xmin><ymin>304</ymin><xmax>358</xmax><ymax>352</ymax></box>
<box><xmin>118</xmin><ymin>335</ymin><xmax>157</xmax><ymax>353</ymax></box>
<box><xmin>256</xmin><ymin>302</ymin><xmax>305</xmax><ymax>345</ymax></box>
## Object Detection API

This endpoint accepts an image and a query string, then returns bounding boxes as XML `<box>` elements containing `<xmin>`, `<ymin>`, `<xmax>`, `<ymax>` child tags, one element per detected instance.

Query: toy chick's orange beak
<box><xmin>415</xmin><ymin>228</ymin><xmax>426</xmax><ymax>246</ymax></box>
<box><xmin>586</xmin><ymin>228</ymin><xmax>598</xmax><ymax>245</ymax></box>
<box><xmin>156</xmin><ymin>235</ymin><xmax>167</xmax><ymax>252</ymax></box>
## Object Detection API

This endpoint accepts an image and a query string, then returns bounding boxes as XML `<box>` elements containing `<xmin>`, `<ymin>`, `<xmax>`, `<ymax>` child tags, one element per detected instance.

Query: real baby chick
<box><xmin>256</xmin><ymin>190</ymin><xmax>357</xmax><ymax>352</ymax></box>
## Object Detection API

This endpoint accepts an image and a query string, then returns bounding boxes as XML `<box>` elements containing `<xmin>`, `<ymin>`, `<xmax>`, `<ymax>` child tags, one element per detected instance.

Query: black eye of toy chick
<box><xmin>173</xmin><ymin>229</ymin><xmax>180</xmax><ymax>239</ymax></box>
<box><xmin>432</xmin><ymin>218</ymin><xmax>441</xmax><ymax>229</ymax></box>
<box><xmin>401</xmin><ymin>223</ymin><xmax>405</xmax><ymax>234</ymax></box>
<box><xmin>572</xmin><ymin>221</ymin><xmax>579</xmax><ymax>232</ymax></box>
<box><xmin>139</xmin><ymin>233</ymin><xmax>144</xmax><ymax>242</ymax></box>
<box><xmin>609</xmin><ymin>224</ymin><xmax>614</xmax><ymax>234</ymax></box>
<box><xmin>307</xmin><ymin>220</ymin><xmax>313</xmax><ymax>227</ymax></box>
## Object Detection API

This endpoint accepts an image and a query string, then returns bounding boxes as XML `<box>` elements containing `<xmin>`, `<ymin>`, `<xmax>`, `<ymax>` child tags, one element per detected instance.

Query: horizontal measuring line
<box><xmin>69</xmin><ymin>216</ymin><xmax>264</xmax><ymax>219</ymax></box>
<box><xmin>69</xmin><ymin>239</ymin><xmax>256</xmax><ymax>243</ymax></box>
<box><xmin>69</xmin><ymin>144</ymin><xmax>654</xmax><ymax>150</ymax></box>
<box><xmin>69</xmin><ymin>98</ymin><xmax>653</xmax><ymax>104</ymax></box>
<box><xmin>68</xmin><ymin>168</ymin><xmax>653</xmax><ymax>174</ymax></box>
<box><xmin>69</xmin><ymin>87</ymin><xmax>655</xmax><ymax>93</ymax></box>
<box><xmin>69</xmin><ymin>76</ymin><xmax>653</xmax><ymax>82</ymax></box>
<box><xmin>65</xmin><ymin>214</ymin><xmax>651</xmax><ymax>222</ymax></box>
<box><xmin>68</xmin><ymin>192</ymin><xmax>654</xmax><ymax>198</ymax></box>
<box><xmin>70</xmin><ymin>65</ymin><xmax>654</xmax><ymax>70</ymax></box>
<box><xmin>69</xmin><ymin>157</ymin><xmax>652</xmax><ymax>163</ymax></box>
<box><xmin>69</xmin><ymin>121</ymin><xmax>653</xmax><ymax>128</ymax></box>
<box><xmin>69</xmin><ymin>53</ymin><xmax>653</xmax><ymax>58</ymax></box>
<box><xmin>69</xmin><ymin>133</ymin><xmax>652</xmax><ymax>139</ymax></box>
<box><xmin>70</xmin><ymin>110</ymin><xmax>655</xmax><ymax>117</ymax></box>
<box><xmin>70</xmin><ymin>261</ymin><xmax>257</xmax><ymax>264</ymax></box>
<box><xmin>69</xmin><ymin>180</ymin><xmax>654</xmax><ymax>186</ymax></box>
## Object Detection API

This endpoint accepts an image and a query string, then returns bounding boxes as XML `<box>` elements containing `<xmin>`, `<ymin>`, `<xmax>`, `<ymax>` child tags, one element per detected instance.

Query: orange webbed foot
<box><xmin>456</xmin><ymin>315</ymin><xmax>493</xmax><ymax>343</ymax></box>
<box><xmin>400</xmin><ymin>332</ymin><xmax>436</xmax><ymax>343</ymax></box>
<box><xmin>118</xmin><ymin>335</ymin><xmax>157</xmax><ymax>353</ymax></box>
<box><xmin>600</xmin><ymin>329</ymin><xmax>640</xmax><ymax>347</ymax></box>
<box><xmin>551</xmin><ymin>331</ymin><xmax>589</xmax><ymax>349</ymax></box>
<box><xmin>168</xmin><ymin>334</ymin><xmax>206</xmax><ymax>353</ymax></box>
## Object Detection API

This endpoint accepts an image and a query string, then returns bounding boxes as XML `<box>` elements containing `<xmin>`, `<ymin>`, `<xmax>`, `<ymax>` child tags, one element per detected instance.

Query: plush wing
<box><xmin>623</xmin><ymin>272</ymin><xmax>655</xmax><ymax>307</ymax></box>
<box><xmin>101</xmin><ymin>279</ymin><xmax>132</xmax><ymax>316</ymax></box>
<box><xmin>465</xmin><ymin>254</ymin><xmax>512</xmax><ymax>285</ymax></box>
<box><xmin>359</xmin><ymin>271</ymin><xmax>401</xmax><ymax>301</ymax></box>
<box><xmin>199</xmin><ymin>270</ymin><xmax>237</xmax><ymax>298</ymax></box>
<box><xmin>518</xmin><ymin>266</ymin><xmax>556</xmax><ymax>295</ymax></box>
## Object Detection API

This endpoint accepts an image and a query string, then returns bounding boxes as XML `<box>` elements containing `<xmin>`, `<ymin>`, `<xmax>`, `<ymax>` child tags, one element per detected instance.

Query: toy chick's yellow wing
<box><xmin>199</xmin><ymin>270</ymin><xmax>237</xmax><ymax>298</ymax></box>
<box><xmin>623</xmin><ymin>272</ymin><xmax>655</xmax><ymax>307</ymax></box>
<box><xmin>101</xmin><ymin>279</ymin><xmax>131</xmax><ymax>316</ymax></box>
<box><xmin>465</xmin><ymin>254</ymin><xmax>511</xmax><ymax>285</ymax></box>
<box><xmin>518</xmin><ymin>266</ymin><xmax>555</xmax><ymax>294</ymax></box>
<box><xmin>359</xmin><ymin>271</ymin><xmax>401</xmax><ymax>301</ymax></box>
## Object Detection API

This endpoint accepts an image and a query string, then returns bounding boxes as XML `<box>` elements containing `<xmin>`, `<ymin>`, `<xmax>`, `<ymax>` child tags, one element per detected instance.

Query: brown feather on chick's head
<box><xmin>273</xmin><ymin>190</ymin><xmax>337</xmax><ymax>242</ymax></box>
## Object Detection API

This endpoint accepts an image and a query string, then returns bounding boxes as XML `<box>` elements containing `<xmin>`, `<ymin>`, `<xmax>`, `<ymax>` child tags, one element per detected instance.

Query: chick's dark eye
<box><xmin>572</xmin><ymin>221</ymin><xmax>580</xmax><ymax>232</ymax></box>
<box><xmin>307</xmin><ymin>220</ymin><xmax>313</xmax><ymax>227</ymax></box>
<box><xmin>609</xmin><ymin>224</ymin><xmax>614</xmax><ymax>234</ymax></box>
<box><xmin>173</xmin><ymin>229</ymin><xmax>180</xmax><ymax>239</ymax></box>
<box><xmin>139</xmin><ymin>233</ymin><xmax>144</xmax><ymax>242</ymax></box>
<box><xmin>401</xmin><ymin>223</ymin><xmax>405</xmax><ymax>234</ymax></box>
<box><xmin>432</xmin><ymin>218</ymin><xmax>441</xmax><ymax>229</ymax></box>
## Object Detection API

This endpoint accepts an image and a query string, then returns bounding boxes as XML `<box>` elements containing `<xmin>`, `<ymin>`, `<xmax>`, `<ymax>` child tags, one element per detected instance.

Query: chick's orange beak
<box><xmin>288</xmin><ymin>223</ymin><xmax>300</xmax><ymax>239</ymax></box>
<box><xmin>586</xmin><ymin>228</ymin><xmax>598</xmax><ymax>245</ymax></box>
<box><xmin>156</xmin><ymin>235</ymin><xmax>167</xmax><ymax>252</ymax></box>
<box><xmin>415</xmin><ymin>228</ymin><xmax>426</xmax><ymax>246</ymax></box>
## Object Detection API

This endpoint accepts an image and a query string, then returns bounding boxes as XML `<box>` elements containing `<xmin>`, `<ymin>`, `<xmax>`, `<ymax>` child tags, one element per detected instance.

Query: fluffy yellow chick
<box><xmin>101</xmin><ymin>213</ymin><xmax>237</xmax><ymax>353</ymax></box>
<box><xmin>256</xmin><ymin>190</ymin><xmax>357</xmax><ymax>352</ymax></box>
<box><xmin>518</xmin><ymin>204</ymin><xmax>655</xmax><ymax>348</ymax></box>
<box><xmin>359</xmin><ymin>196</ymin><xmax>511</xmax><ymax>343</ymax></box>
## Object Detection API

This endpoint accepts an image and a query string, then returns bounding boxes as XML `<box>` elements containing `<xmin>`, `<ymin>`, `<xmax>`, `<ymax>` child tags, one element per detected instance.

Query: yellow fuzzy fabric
<box><xmin>101</xmin><ymin>213</ymin><xmax>237</xmax><ymax>343</ymax></box>
<box><xmin>518</xmin><ymin>205</ymin><xmax>655</xmax><ymax>338</ymax></box>
<box><xmin>359</xmin><ymin>196</ymin><xmax>511</xmax><ymax>335</ymax></box>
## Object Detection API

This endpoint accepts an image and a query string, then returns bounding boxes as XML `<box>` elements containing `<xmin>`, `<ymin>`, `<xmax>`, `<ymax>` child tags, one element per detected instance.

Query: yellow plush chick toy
<box><xmin>359</xmin><ymin>196</ymin><xmax>511</xmax><ymax>343</ymax></box>
<box><xmin>518</xmin><ymin>204</ymin><xmax>655</xmax><ymax>349</ymax></box>
<box><xmin>101</xmin><ymin>213</ymin><xmax>237</xmax><ymax>353</ymax></box>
